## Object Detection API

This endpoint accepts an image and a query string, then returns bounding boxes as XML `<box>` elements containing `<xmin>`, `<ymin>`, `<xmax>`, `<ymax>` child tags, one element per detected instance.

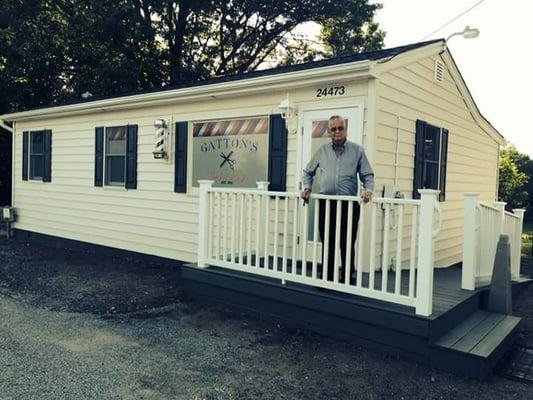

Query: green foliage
<box><xmin>498</xmin><ymin>145</ymin><xmax>532</xmax><ymax>215</ymax></box>
<box><xmin>0</xmin><ymin>0</ymin><xmax>384</xmax><ymax>113</ymax></box>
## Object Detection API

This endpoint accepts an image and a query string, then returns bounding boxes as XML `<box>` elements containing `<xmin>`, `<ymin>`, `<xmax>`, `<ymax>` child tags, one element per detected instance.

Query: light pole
<box><xmin>446</xmin><ymin>25</ymin><xmax>480</xmax><ymax>43</ymax></box>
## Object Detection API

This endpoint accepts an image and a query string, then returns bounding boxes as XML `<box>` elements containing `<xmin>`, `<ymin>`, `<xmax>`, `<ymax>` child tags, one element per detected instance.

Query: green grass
<box><xmin>523</xmin><ymin>220</ymin><xmax>533</xmax><ymax>257</ymax></box>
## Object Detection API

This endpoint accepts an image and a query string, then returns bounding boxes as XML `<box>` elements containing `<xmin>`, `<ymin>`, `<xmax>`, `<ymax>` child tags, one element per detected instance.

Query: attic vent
<box><xmin>434</xmin><ymin>60</ymin><xmax>444</xmax><ymax>83</ymax></box>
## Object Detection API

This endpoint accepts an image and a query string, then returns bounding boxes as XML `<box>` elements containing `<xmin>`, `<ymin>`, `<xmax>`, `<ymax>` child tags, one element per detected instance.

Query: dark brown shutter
<box><xmin>94</xmin><ymin>127</ymin><xmax>104</xmax><ymax>186</ymax></box>
<box><xmin>125</xmin><ymin>125</ymin><xmax>138</xmax><ymax>189</ymax></box>
<box><xmin>267</xmin><ymin>114</ymin><xmax>287</xmax><ymax>191</ymax></box>
<box><xmin>22</xmin><ymin>131</ymin><xmax>28</xmax><ymax>181</ymax></box>
<box><xmin>174</xmin><ymin>121</ymin><xmax>188</xmax><ymax>193</ymax></box>
<box><xmin>413</xmin><ymin>120</ymin><xmax>426</xmax><ymax>199</ymax></box>
<box><xmin>439</xmin><ymin>129</ymin><xmax>448</xmax><ymax>201</ymax></box>
<box><xmin>43</xmin><ymin>130</ymin><xmax>52</xmax><ymax>182</ymax></box>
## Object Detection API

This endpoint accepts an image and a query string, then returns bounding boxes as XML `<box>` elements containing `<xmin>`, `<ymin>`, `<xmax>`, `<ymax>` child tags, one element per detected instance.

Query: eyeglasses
<box><xmin>329</xmin><ymin>126</ymin><xmax>345</xmax><ymax>132</ymax></box>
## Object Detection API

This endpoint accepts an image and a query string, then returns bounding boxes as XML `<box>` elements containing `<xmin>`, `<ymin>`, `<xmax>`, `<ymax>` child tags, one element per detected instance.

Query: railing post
<box><xmin>493</xmin><ymin>201</ymin><xmax>506</xmax><ymax>236</ymax></box>
<box><xmin>462</xmin><ymin>193</ymin><xmax>479</xmax><ymax>290</ymax></box>
<box><xmin>415</xmin><ymin>189</ymin><xmax>439</xmax><ymax>316</ymax></box>
<box><xmin>256</xmin><ymin>182</ymin><xmax>269</xmax><ymax>257</ymax></box>
<box><xmin>198</xmin><ymin>180</ymin><xmax>214</xmax><ymax>268</ymax></box>
<box><xmin>512</xmin><ymin>209</ymin><xmax>526</xmax><ymax>279</ymax></box>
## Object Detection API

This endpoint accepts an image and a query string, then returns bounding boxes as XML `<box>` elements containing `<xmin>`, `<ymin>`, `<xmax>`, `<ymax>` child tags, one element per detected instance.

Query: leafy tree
<box><xmin>498</xmin><ymin>145</ymin><xmax>531</xmax><ymax>213</ymax></box>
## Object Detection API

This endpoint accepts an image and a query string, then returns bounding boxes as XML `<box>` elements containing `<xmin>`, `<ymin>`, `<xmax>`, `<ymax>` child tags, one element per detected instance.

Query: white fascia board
<box><xmin>370</xmin><ymin>41</ymin><xmax>445</xmax><ymax>75</ymax></box>
<box><xmin>0</xmin><ymin>120</ymin><xmax>13</xmax><ymax>132</ymax></box>
<box><xmin>439</xmin><ymin>50</ymin><xmax>505</xmax><ymax>145</ymax></box>
<box><xmin>1</xmin><ymin>61</ymin><xmax>372</xmax><ymax>122</ymax></box>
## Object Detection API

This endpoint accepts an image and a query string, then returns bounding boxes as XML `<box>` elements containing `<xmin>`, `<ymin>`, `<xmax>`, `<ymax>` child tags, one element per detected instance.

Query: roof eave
<box><xmin>1</xmin><ymin>60</ymin><xmax>373</xmax><ymax>122</ymax></box>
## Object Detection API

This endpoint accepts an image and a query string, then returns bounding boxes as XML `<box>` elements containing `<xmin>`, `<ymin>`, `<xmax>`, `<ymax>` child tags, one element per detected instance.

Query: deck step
<box><xmin>431</xmin><ymin>310</ymin><xmax>521</xmax><ymax>378</ymax></box>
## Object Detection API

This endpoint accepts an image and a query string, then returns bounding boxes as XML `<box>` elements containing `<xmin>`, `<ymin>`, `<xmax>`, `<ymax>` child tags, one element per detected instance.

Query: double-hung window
<box><xmin>94</xmin><ymin>125</ymin><xmax>137</xmax><ymax>189</ymax></box>
<box><xmin>105</xmin><ymin>127</ymin><xmax>127</xmax><ymax>186</ymax></box>
<box><xmin>22</xmin><ymin>129</ymin><xmax>52</xmax><ymax>182</ymax></box>
<box><xmin>30</xmin><ymin>131</ymin><xmax>45</xmax><ymax>180</ymax></box>
<box><xmin>413</xmin><ymin>120</ymin><xmax>448</xmax><ymax>201</ymax></box>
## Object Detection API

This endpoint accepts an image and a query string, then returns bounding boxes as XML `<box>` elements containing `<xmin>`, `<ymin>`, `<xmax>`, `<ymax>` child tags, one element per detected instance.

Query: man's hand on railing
<box><xmin>361</xmin><ymin>191</ymin><xmax>373</xmax><ymax>203</ymax></box>
<box><xmin>300</xmin><ymin>188</ymin><xmax>311</xmax><ymax>205</ymax></box>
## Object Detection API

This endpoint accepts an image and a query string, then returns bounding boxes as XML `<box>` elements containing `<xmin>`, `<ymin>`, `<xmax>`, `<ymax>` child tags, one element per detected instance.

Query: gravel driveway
<box><xmin>0</xmin><ymin>238</ymin><xmax>531</xmax><ymax>399</ymax></box>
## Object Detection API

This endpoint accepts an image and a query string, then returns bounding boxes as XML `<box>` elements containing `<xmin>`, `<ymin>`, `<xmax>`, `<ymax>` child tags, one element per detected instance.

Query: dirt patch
<box><xmin>0</xmin><ymin>238</ymin><xmax>182</xmax><ymax>315</ymax></box>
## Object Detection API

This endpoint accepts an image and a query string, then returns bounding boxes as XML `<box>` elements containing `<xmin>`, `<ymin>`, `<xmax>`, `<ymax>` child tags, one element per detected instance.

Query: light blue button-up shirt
<box><xmin>303</xmin><ymin>140</ymin><xmax>374</xmax><ymax>195</ymax></box>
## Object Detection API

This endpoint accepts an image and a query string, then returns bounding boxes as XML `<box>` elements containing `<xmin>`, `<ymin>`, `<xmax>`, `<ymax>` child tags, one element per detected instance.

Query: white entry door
<box><xmin>300</xmin><ymin>106</ymin><xmax>364</xmax><ymax>260</ymax></box>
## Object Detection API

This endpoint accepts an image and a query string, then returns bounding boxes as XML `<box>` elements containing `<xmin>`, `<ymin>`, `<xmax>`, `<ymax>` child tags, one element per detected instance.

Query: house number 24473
<box><xmin>316</xmin><ymin>86</ymin><xmax>345</xmax><ymax>98</ymax></box>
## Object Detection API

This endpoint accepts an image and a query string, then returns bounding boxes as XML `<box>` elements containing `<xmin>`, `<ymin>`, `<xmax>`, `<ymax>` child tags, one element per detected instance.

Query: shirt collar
<box><xmin>331</xmin><ymin>140</ymin><xmax>346</xmax><ymax>152</ymax></box>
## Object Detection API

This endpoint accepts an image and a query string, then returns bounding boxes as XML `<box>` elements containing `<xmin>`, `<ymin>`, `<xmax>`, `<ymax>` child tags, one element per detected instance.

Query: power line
<box><xmin>419</xmin><ymin>0</ymin><xmax>486</xmax><ymax>41</ymax></box>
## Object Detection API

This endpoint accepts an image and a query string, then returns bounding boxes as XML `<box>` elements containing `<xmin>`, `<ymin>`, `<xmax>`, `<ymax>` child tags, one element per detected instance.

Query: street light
<box><xmin>446</xmin><ymin>26</ymin><xmax>480</xmax><ymax>42</ymax></box>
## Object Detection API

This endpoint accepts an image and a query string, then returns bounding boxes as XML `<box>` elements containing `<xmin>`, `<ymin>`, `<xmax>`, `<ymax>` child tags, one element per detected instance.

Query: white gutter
<box><xmin>0</xmin><ymin>120</ymin><xmax>13</xmax><ymax>132</ymax></box>
<box><xmin>1</xmin><ymin>60</ymin><xmax>373</xmax><ymax>122</ymax></box>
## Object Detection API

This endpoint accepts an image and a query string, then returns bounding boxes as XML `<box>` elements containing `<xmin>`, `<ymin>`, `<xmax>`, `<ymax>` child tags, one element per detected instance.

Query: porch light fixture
<box><xmin>278</xmin><ymin>96</ymin><xmax>298</xmax><ymax>135</ymax></box>
<box><xmin>445</xmin><ymin>26</ymin><xmax>480</xmax><ymax>42</ymax></box>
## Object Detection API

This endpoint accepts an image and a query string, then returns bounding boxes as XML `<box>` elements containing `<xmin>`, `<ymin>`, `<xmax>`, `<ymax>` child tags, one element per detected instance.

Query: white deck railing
<box><xmin>198</xmin><ymin>180</ymin><xmax>442</xmax><ymax>316</ymax></box>
<box><xmin>462</xmin><ymin>193</ymin><xmax>526</xmax><ymax>289</ymax></box>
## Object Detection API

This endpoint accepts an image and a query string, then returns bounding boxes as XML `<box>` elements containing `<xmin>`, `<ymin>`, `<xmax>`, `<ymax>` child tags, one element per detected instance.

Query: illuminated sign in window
<box><xmin>192</xmin><ymin>117</ymin><xmax>269</xmax><ymax>188</ymax></box>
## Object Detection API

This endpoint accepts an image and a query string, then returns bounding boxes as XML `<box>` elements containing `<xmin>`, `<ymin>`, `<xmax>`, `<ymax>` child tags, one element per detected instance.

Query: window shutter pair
<box><xmin>94</xmin><ymin>125</ymin><xmax>137</xmax><ymax>188</ymax></box>
<box><xmin>413</xmin><ymin>120</ymin><xmax>448</xmax><ymax>200</ymax></box>
<box><xmin>173</xmin><ymin>114</ymin><xmax>288</xmax><ymax>193</ymax></box>
<box><xmin>22</xmin><ymin>130</ymin><xmax>52</xmax><ymax>182</ymax></box>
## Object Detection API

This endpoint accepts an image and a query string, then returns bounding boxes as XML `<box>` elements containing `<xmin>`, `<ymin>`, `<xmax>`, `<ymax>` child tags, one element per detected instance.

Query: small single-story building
<box><xmin>1</xmin><ymin>39</ymin><xmax>528</xmax><ymax>378</ymax></box>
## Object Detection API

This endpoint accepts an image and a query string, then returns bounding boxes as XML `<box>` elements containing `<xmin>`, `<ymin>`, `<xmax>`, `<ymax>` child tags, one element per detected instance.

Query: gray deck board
<box><xmin>470</xmin><ymin>316</ymin><xmax>521</xmax><ymax>358</ymax></box>
<box><xmin>451</xmin><ymin>313</ymin><xmax>506</xmax><ymax>353</ymax></box>
<box><xmin>435</xmin><ymin>311</ymin><xmax>490</xmax><ymax>348</ymax></box>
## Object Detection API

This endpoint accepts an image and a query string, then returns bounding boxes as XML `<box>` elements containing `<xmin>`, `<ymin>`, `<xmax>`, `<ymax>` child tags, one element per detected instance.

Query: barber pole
<box><xmin>153</xmin><ymin>119</ymin><xmax>170</xmax><ymax>160</ymax></box>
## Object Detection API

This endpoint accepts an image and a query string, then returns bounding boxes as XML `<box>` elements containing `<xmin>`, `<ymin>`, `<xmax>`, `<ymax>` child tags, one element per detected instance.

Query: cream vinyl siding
<box><xmin>13</xmin><ymin>81</ymin><xmax>368</xmax><ymax>262</ymax></box>
<box><xmin>375</xmin><ymin>55</ymin><xmax>499</xmax><ymax>268</ymax></box>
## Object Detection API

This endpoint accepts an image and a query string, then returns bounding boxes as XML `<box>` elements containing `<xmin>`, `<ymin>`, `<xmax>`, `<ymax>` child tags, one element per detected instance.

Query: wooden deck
<box><xmin>182</xmin><ymin>262</ymin><xmax>531</xmax><ymax>379</ymax></box>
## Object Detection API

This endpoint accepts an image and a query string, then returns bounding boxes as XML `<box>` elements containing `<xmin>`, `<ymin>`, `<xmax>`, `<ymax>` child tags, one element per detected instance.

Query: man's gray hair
<box><xmin>328</xmin><ymin>115</ymin><xmax>345</xmax><ymax>124</ymax></box>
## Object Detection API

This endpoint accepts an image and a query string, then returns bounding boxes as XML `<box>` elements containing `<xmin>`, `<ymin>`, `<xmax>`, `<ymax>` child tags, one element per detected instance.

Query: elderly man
<box><xmin>301</xmin><ymin>115</ymin><xmax>374</xmax><ymax>283</ymax></box>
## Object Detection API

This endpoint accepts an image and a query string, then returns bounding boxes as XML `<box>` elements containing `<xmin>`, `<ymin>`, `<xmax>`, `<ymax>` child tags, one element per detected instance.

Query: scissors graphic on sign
<box><xmin>219</xmin><ymin>151</ymin><xmax>236</xmax><ymax>170</ymax></box>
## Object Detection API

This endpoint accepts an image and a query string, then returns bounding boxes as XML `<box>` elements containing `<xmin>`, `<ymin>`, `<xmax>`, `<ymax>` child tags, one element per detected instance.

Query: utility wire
<box><xmin>419</xmin><ymin>0</ymin><xmax>486</xmax><ymax>41</ymax></box>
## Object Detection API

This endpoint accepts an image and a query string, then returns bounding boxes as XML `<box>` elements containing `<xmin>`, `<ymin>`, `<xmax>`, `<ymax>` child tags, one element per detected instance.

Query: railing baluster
<box><xmin>345</xmin><ymin>200</ymin><xmax>354</xmax><ymax>286</ymax></box>
<box><xmin>301</xmin><ymin>198</ymin><xmax>309</xmax><ymax>276</ymax></box>
<box><xmin>238</xmin><ymin>194</ymin><xmax>245</xmax><ymax>264</ymax></box>
<box><xmin>369</xmin><ymin>203</ymin><xmax>377</xmax><ymax>290</ymax></box>
<box><xmin>223</xmin><ymin>192</ymin><xmax>229</xmax><ymax>261</ymax></box>
<box><xmin>381</xmin><ymin>204</ymin><xmax>391</xmax><ymax>292</ymax></box>
<box><xmin>230</xmin><ymin>193</ymin><xmax>237</xmax><ymax>263</ymax></box>
<box><xmin>208</xmin><ymin>191</ymin><xmax>214</xmax><ymax>261</ymax></box>
<box><xmin>247</xmin><ymin>194</ymin><xmax>253</xmax><ymax>267</ymax></box>
<box><xmin>216</xmin><ymin>192</ymin><xmax>221</xmax><ymax>261</ymax></box>
<box><xmin>356</xmin><ymin>201</ymin><xmax>364</xmax><ymax>288</ymax></box>
<box><xmin>255</xmin><ymin>194</ymin><xmax>261</xmax><ymax>267</ymax></box>
<box><xmin>409</xmin><ymin>206</ymin><xmax>417</xmax><ymax>298</ymax></box>
<box><xmin>263</xmin><ymin>195</ymin><xmax>270</xmax><ymax>269</ymax></box>
<box><xmin>273</xmin><ymin>196</ymin><xmax>280</xmax><ymax>271</ymax></box>
<box><xmin>334</xmin><ymin>200</ymin><xmax>342</xmax><ymax>284</ymax></box>
<box><xmin>282</xmin><ymin>196</ymin><xmax>289</xmax><ymax>274</ymax></box>
<box><xmin>322</xmin><ymin>199</ymin><xmax>331</xmax><ymax>282</ymax></box>
<box><xmin>312</xmin><ymin>199</ymin><xmax>319</xmax><ymax>279</ymax></box>
<box><xmin>291</xmin><ymin>197</ymin><xmax>298</xmax><ymax>275</ymax></box>
<box><xmin>395</xmin><ymin>204</ymin><xmax>404</xmax><ymax>295</ymax></box>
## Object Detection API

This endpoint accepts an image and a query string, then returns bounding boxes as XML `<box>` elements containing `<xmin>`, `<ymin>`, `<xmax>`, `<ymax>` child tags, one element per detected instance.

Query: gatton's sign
<box><xmin>192</xmin><ymin>118</ymin><xmax>269</xmax><ymax>187</ymax></box>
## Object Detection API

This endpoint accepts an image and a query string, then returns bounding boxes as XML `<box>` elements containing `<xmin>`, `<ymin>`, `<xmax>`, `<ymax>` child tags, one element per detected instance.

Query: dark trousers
<box><xmin>318</xmin><ymin>199</ymin><xmax>361</xmax><ymax>282</ymax></box>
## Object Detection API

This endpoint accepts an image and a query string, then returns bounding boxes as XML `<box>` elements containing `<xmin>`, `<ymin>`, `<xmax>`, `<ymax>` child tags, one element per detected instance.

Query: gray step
<box><xmin>431</xmin><ymin>310</ymin><xmax>521</xmax><ymax>378</ymax></box>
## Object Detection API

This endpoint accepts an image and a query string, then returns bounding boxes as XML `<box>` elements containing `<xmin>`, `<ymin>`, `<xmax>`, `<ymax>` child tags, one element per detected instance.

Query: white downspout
<box><xmin>0</xmin><ymin>120</ymin><xmax>13</xmax><ymax>133</ymax></box>
<box><xmin>394</xmin><ymin>115</ymin><xmax>401</xmax><ymax>187</ymax></box>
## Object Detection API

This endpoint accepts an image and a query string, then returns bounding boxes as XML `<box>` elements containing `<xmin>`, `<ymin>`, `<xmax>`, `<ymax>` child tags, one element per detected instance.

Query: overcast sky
<box><xmin>301</xmin><ymin>0</ymin><xmax>533</xmax><ymax>157</ymax></box>
<box><xmin>372</xmin><ymin>0</ymin><xmax>533</xmax><ymax>157</ymax></box>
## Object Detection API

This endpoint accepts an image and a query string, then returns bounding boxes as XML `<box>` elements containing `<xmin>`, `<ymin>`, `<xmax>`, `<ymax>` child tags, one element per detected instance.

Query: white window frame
<box><xmin>104</xmin><ymin>126</ymin><xmax>127</xmax><ymax>187</ymax></box>
<box><xmin>29</xmin><ymin>130</ymin><xmax>45</xmax><ymax>181</ymax></box>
